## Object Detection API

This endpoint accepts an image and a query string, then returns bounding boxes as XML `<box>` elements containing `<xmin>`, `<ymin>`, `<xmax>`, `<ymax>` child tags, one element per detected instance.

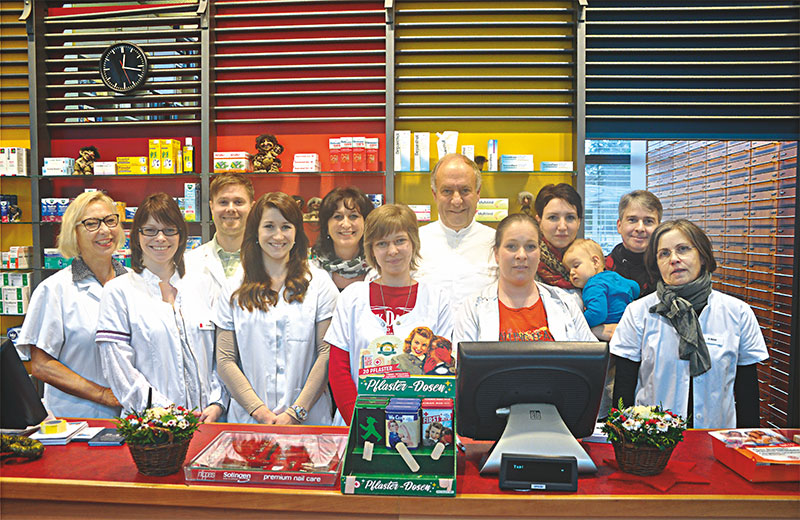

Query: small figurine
<box><xmin>474</xmin><ymin>155</ymin><xmax>487</xmax><ymax>171</ymax></box>
<box><xmin>74</xmin><ymin>145</ymin><xmax>99</xmax><ymax>175</ymax></box>
<box><xmin>517</xmin><ymin>191</ymin><xmax>534</xmax><ymax>217</ymax></box>
<box><xmin>253</xmin><ymin>134</ymin><xmax>283</xmax><ymax>173</ymax></box>
<box><xmin>292</xmin><ymin>195</ymin><xmax>305</xmax><ymax>212</ymax></box>
<box><xmin>268</xmin><ymin>157</ymin><xmax>282</xmax><ymax>173</ymax></box>
<box><xmin>305</xmin><ymin>196</ymin><xmax>322</xmax><ymax>221</ymax></box>
<box><xmin>8</xmin><ymin>204</ymin><xmax>22</xmax><ymax>222</ymax></box>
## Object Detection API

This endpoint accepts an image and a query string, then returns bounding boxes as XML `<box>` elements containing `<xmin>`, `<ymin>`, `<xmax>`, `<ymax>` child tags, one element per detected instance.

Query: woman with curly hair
<box><xmin>215</xmin><ymin>192</ymin><xmax>338</xmax><ymax>425</ymax></box>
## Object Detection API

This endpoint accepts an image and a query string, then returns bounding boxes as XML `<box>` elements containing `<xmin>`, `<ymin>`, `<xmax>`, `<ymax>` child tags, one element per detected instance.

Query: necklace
<box><xmin>377</xmin><ymin>280</ymin><xmax>415</xmax><ymax>335</ymax></box>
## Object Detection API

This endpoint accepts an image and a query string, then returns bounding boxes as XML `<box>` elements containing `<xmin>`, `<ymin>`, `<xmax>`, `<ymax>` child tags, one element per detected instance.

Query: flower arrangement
<box><xmin>116</xmin><ymin>405</ymin><xmax>200</xmax><ymax>446</ymax></box>
<box><xmin>602</xmin><ymin>401</ymin><xmax>687</xmax><ymax>450</ymax></box>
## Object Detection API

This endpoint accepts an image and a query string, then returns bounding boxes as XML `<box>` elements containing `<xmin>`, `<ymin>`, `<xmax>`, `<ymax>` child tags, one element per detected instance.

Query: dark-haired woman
<box><xmin>215</xmin><ymin>192</ymin><xmax>338</xmax><ymax>425</ymax></box>
<box><xmin>533</xmin><ymin>183</ymin><xmax>583</xmax><ymax>289</ymax></box>
<box><xmin>610</xmin><ymin>219</ymin><xmax>768</xmax><ymax>428</ymax></box>
<box><xmin>311</xmin><ymin>186</ymin><xmax>374</xmax><ymax>291</ymax></box>
<box><xmin>97</xmin><ymin>193</ymin><xmax>226</xmax><ymax>421</ymax></box>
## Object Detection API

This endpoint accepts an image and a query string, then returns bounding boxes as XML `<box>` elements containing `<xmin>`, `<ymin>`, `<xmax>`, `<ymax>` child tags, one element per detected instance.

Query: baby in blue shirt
<box><xmin>562</xmin><ymin>238</ymin><xmax>640</xmax><ymax>328</ymax></box>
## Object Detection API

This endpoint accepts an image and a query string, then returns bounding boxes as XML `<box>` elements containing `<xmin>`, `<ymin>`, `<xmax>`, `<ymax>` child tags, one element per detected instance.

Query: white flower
<box><xmin>656</xmin><ymin>421</ymin><xmax>669</xmax><ymax>432</ymax></box>
<box><xmin>631</xmin><ymin>405</ymin><xmax>654</xmax><ymax>419</ymax></box>
<box><xmin>178</xmin><ymin>420</ymin><xmax>189</xmax><ymax>429</ymax></box>
<box><xmin>623</xmin><ymin>418</ymin><xmax>641</xmax><ymax>431</ymax></box>
<box><xmin>166</xmin><ymin>419</ymin><xmax>177</xmax><ymax>427</ymax></box>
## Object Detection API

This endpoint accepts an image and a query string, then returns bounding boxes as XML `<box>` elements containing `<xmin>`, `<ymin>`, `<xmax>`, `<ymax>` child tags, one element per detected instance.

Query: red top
<box><xmin>329</xmin><ymin>282</ymin><xmax>419</xmax><ymax>424</ymax></box>
<box><xmin>498</xmin><ymin>298</ymin><xmax>555</xmax><ymax>342</ymax></box>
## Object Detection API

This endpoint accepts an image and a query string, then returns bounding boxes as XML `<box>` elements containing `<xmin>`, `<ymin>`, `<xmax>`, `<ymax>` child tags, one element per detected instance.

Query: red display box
<box><xmin>184</xmin><ymin>430</ymin><xmax>347</xmax><ymax>487</ymax></box>
<box><xmin>709</xmin><ymin>429</ymin><xmax>800</xmax><ymax>483</ymax></box>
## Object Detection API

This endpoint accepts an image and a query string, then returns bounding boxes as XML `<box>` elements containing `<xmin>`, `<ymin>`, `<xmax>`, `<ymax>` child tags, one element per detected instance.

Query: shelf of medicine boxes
<box><xmin>394</xmin><ymin>170</ymin><xmax>576</xmax><ymax>206</ymax></box>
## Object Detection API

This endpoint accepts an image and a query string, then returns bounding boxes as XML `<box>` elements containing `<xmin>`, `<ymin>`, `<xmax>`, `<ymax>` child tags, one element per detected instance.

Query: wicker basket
<box><xmin>609</xmin><ymin>425</ymin><xmax>675</xmax><ymax>476</ymax></box>
<box><xmin>127</xmin><ymin>437</ymin><xmax>192</xmax><ymax>476</ymax></box>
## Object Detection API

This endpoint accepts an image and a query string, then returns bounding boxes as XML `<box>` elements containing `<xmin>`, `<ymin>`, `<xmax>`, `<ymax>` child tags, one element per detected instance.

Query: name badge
<box><xmin>704</xmin><ymin>334</ymin><xmax>723</xmax><ymax>349</ymax></box>
<box><xmin>198</xmin><ymin>321</ymin><xmax>215</xmax><ymax>331</ymax></box>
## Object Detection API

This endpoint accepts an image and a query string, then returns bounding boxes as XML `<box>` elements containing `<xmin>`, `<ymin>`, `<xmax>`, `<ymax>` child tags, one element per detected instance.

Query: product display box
<box><xmin>213</xmin><ymin>152</ymin><xmax>253</xmax><ymax>173</ymax></box>
<box><xmin>1</xmin><ymin>147</ymin><xmax>30</xmax><ymax>176</ymax></box>
<box><xmin>340</xmin><ymin>374</ymin><xmax>457</xmax><ymax>497</ymax></box>
<box><xmin>709</xmin><ymin>428</ymin><xmax>800</xmax><ymax>483</ymax></box>
<box><xmin>184</xmin><ymin>430</ymin><xmax>347</xmax><ymax>487</ymax></box>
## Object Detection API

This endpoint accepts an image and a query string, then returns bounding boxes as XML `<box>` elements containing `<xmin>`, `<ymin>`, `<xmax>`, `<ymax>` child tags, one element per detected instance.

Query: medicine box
<box><xmin>43</xmin><ymin>248</ymin><xmax>72</xmax><ymax>270</ymax></box>
<box><xmin>2</xmin><ymin>271</ymin><xmax>32</xmax><ymax>287</ymax></box>
<box><xmin>478</xmin><ymin>198</ymin><xmax>509</xmax><ymax>210</ymax></box>
<box><xmin>367</xmin><ymin>193</ymin><xmax>384</xmax><ymax>208</ymax></box>
<box><xmin>339</xmin><ymin>137</ymin><xmax>353</xmax><ymax>172</ymax></box>
<box><xmin>124</xmin><ymin>207</ymin><xmax>138</xmax><ymax>221</ymax></box>
<box><xmin>328</xmin><ymin>138</ymin><xmax>341</xmax><ymax>172</ymax></box>
<box><xmin>540</xmin><ymin>161</ymin><xmax>574</xmax><ymax>172</ymax></box>
<box><xmin>352</xmin><ymin>137</ymin><xmax>366</xmax><ymax>171</ymax></box>
<box><xmin>93</xmin><ymin>161</ymin><xmax>117</xmax><ymax>175</ymax></box>
<box><xmin>3</xmin><ymin>286</ymin><xmax>30</xmax><ymax>304</ymax></box>
<box><xmin>213</xmin><ymin>152</ymin><xmax>253</xmax><ymax>173</ymax></box>
<box><xmin>408</xmin><ymin>204</ymin><xmax>431</xmax><ymax>222</ymax></box>
<box><xmin>184</xmin><ymin>183</ymin><xmax>197</xmax><ymax>222</ymax></box>
<box><xmin>149</xmin><ymin>139</ymin><xmax>161</xmax><ymax>174</ymax></box>
<box><xmin>460</xmin><ymin>145</ymin><xmax>474</xmax><ymax>161</ymax></box>
<box><xmin>2</xmin><ymin>147</ymin><xmax>30</xmax><ymax>176</ymax></box>
<box><xmin>365</xmin><ymin>138</ymin><xmax>380</xmax><ymax>171</ymax></box>
<box><xmin>476</xmin><ymin>208</ymin><xmax>508</xmax><ymax>222</ymax></box>
<box><xmin>117</xmin><ymin>156</ymin><xmax>148</xmax><ymax>175</ymax></box>
<box><xmin>394</xmin><ymin>131</ymin><xmax>411</xmax><ymax>171</ymax></box>
<box><xmin>159</xmin><ymin>139</ymin><xmax>182</xmax><ymax>174</ymax></box>
<box><xmin>500</xmin><ymin>154</ymin><xmax>534</xmax><ymax>172</ymax></box>
<box><xmin>487</xmin><ymin>139</ymin><xmax>498</xmax><ymax>171</ymax></box>
<box><xmin>413</xmin><ymin>132</ymin><xmax>430</xmax><ymax>172</ymax></box>
<box><xmin>0</xmin><ymin>300</ymin><xmax>28</xmax><ymax>315</ymax></box>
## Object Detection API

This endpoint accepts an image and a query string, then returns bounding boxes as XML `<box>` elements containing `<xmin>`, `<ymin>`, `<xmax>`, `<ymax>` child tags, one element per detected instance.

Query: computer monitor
<box><xmin>1</xmin><ymin>339</ymin><xmax>48</xmax><ymax>430</ymax></box>
<box><xmin>456</xmin><ymin>341</ymin><xmax>608</xmax><ymax>474</ymax></box>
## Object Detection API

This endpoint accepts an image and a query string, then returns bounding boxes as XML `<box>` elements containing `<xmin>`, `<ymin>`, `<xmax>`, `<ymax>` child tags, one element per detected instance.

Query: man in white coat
<box><xmin>415</xmin><ymin>153</ymin><xmax>496</xmax><ymax>313</ymax></box>
<box><xmin>185</xmin><ymin>172</ymin><xmax>254</xmax><ymax>310</ymax></box>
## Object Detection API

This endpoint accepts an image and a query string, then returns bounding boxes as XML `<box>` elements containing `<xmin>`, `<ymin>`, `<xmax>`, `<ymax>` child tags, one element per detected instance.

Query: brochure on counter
<box><xmin>709</xmin><ymin>428</ymin><xmax>800</xmax><ymax>482</ymax></box>
<box><xmin>30</xmin><ymin>421</ymin><xmax>88</xmax><ymax>445</ymax></box>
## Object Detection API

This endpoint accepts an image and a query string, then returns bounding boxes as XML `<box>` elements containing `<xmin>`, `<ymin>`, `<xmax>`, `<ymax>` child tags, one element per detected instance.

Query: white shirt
<box><xmin>416</xmin><ymin>219</ymin><xmax>496</xmax><ymax>312</ymax></box>
<box><xmin>453</xmin><ymin>281</ymin><xmax>597</xmax><ymax>346</ymax></box>
<box><xmin>96</xmin><ymin>268</ymin><xmax>227</xmax><ymax>414</ymax></box>
<box><xmin>609</xmin><ymin>290</ymin><xmax>768</xmax><ymax>429</ymax></box>
<box><xmin>17</xmin><ymin>264</ymin><xmax>123</xmax><ymax>418</ymax></box>
<box><xmin>324</xmin><ymin>280</ymin><xmax>453</xmax><ymax>384</ymax></box>
<box><xmin>184</xmin><ymin>236</ymin><xmax>243</xmax><ymax>312</ymax></box>
<box><xmin>214</xmin><ymin>265</ymin><xmax>338</xmax><ymax>425</ymax></box>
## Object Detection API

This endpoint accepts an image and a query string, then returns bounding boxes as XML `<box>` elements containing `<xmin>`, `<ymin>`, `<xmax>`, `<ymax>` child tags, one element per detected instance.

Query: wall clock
<box><xmin>99</xmin><ymin>42</ymin><xmax>149</xmax><ymax>93</ymax></box>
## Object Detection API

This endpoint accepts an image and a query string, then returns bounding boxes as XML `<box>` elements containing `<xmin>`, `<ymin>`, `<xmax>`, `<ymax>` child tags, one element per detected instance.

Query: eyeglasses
<box><xmin>139</xmin><ymin>227</ymin><xmax>180</xmax><ymax>237</ymax></box>
<box><xmin>656</xmin><ymin>244</ymin><xmax>695</xmax><ymax>263</ymax></box>
<box><xmin>79</xmin><ymin>214</ymin><xmax>119</xmax><ymax>231</ymax></box>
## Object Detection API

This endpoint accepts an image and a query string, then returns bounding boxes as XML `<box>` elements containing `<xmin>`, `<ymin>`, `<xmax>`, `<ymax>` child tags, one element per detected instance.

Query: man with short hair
<box><xmin>415</xmin><ymin>153</ymin><xmax>496</xmax><ymax>312</ymax></box>
<box><xmin>185</xmin><ymin>172</ymin><xmax>255</xmax><ymax>306</ymax></box>
<box><xmin>606</xmin><ymin>190</ymin><xmax>663</xmax><ymax>297</ymax></box>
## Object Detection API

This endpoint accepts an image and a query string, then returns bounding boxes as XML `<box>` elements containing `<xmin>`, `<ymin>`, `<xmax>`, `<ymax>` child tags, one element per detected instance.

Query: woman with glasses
<box><xmin>610</xmin><ymin>220</ymin><xmax>768</xmax><ymax>428</ymax></box>
<box><xmin>97</xmin><ymin>193</ymin><xmax>227</xmax><ymax>421</ymax></box>
<box><xmin>17</xmin><ymin>191</ymin><xmax>126</xmax><ymax>418</ymax></box>
<box><xmin>215</xmin><ymin>192</ymin><xmax>338</xmax><ymax>425</ymax></box>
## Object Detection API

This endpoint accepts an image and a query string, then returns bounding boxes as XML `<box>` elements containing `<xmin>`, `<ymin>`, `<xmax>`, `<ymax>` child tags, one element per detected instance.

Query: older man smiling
<box><xmin>415</xmin><ymin>153</ymin><xmax>496</xmax><ymax>313</ymax></box>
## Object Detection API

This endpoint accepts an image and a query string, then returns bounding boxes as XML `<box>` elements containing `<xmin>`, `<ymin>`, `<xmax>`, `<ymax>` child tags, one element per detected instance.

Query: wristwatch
<box><xmin>289</xmin><ymin>404</ymin><xmax>308</xmax><ymax>422</ymax></box>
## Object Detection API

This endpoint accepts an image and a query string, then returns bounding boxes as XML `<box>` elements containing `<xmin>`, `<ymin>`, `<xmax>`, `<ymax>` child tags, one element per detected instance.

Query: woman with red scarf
<box><xmin>533</xmin><ymin>183</ymin><xmax>583</xmax><ymax>289</ymax></box>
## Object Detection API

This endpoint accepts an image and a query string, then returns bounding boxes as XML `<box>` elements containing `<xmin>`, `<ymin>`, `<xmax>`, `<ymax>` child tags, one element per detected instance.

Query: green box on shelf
<box><xmin>341</xmin><ymin>375</ymin><xmax>456</xmax><ymax>497</ymax></box>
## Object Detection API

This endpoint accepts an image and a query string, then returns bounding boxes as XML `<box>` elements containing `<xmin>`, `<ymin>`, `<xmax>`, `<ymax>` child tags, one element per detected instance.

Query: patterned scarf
<box><xmin>537</xmin><ymin>238</ymin><xmax>574</xmax><ymax>289</ymax></box>
<box><xmin>314</xmin><ymin>254</ymin><xmax>369</xmax><ymax>279</ymax></box>
<box><xmin>649</xmin><ymin>271</ymin><xmax>713</xmax><ymax>377</ymax></box>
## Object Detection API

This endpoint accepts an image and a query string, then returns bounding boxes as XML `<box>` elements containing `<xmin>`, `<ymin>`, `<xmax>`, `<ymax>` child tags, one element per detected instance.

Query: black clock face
<box><xmin>99</xmin><ymin>42</ymin><xmax>148</xmax><ymax>93</ymax></box>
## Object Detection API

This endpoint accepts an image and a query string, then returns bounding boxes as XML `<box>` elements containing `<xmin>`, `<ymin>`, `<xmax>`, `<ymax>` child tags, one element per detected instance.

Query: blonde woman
<box><xmin>18</xmin><ymin>191</ymin><xmax>126</xmax><ymax>418</ymax></box>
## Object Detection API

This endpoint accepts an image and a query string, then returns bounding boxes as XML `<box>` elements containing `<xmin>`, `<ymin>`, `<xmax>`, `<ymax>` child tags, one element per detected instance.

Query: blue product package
<box><xmin>385</xmin><ymin>400</ymin><xmax>421</xmax><ymax>449</ymax></box>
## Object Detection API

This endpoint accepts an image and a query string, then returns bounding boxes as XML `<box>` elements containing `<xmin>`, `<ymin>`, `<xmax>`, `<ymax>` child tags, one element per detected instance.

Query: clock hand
<box><xmin>120</xmin><ymin>60</ymin><xmax>131</xmax><ymax>83</ymax></box>
<box><xmin>121</xmin><ymin>66</ymin><xmax>141</xmax><ymax>72</ymax></box>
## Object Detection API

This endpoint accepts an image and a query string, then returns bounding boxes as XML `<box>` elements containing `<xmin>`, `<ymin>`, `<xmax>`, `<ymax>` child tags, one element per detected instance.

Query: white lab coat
<box><xmin>323</xmin><ymin>280</ymin><xmax>453</xmax><ymax>384</ymax></box>
<box><xmin>214</xmin><ymin>265</ymin><xmax>338</xmax><ymax>425</ymax></box>
<box><xmin>453</xmin><ymin>281</ymin><xmax>597</xmax><ymax>347</ymax></box>
<box><xmin>184</xmin><ymin>238</ymin><xmax>243</xmax><ymax>313</ymax></box>
<box><xmin>17</xmin><ymin>264</ymin><xmax>124</xmax><ymax>418</ymax></box>
<box><xmin>415</xmin><ymin>219</ymin><xmax>496</xmax><ymax>313</ymax></box>
<box><xmin>96</xmin><ymin>268</ymin><xmax>228</xmax><ymax>414</ymax></box>
<box><xmin>609</xmin><ymin>290</ymin><xmax>769</xmax><ymax>429</ymax></box>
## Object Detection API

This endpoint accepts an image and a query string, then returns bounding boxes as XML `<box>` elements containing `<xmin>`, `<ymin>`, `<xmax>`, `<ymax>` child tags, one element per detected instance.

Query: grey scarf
<box><xmin>649</xmin><ymin>271</ymin><xmax>713</xmax><ymax>377</ymax></box>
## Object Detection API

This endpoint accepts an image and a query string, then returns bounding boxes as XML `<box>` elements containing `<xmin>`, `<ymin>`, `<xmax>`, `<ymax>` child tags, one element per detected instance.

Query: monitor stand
<box><xmin>479</xmin><ymin>403</ymin><xmax>598</xmax><ymax>475</ymax></box>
